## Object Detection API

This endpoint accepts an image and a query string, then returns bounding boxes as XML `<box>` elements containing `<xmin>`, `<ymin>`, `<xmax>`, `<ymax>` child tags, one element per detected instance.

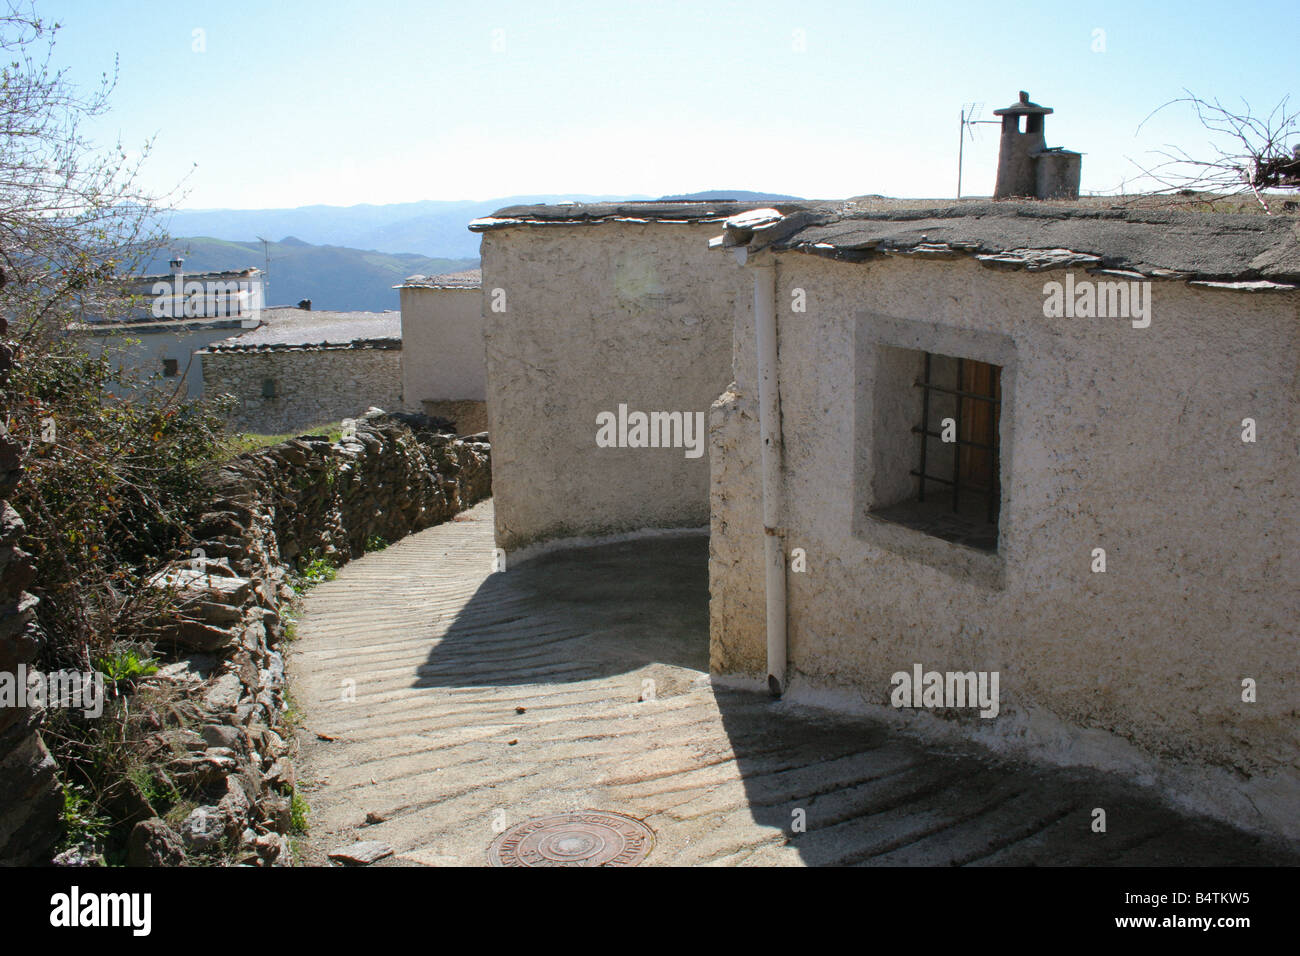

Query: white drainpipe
<box><xmin>750</xmin><ymin>255</ymin><xmax>786</xmax><ymax>696</ymax></box>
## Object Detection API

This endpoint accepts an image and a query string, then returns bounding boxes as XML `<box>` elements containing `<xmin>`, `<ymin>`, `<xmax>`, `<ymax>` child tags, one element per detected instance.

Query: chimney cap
<box><xmin>993</xmin><ymin>90</ymin><xmax>1053</xmax><ymax>116</ymax></box>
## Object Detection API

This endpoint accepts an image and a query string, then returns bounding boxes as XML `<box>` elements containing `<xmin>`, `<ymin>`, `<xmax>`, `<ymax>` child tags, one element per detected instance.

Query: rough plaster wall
<box><xmin>82</xmin><ymin>326</ymin><xmax>233</xmax><ymax>400</ymax></box>
<box><xmin>710</xmin><ymin>252</ymin><xmax>1299</xmax><ymax>838</ymax></box>
<box><xmin>709</xmin><ymin>385</ymin><xmax>766</xmax><ymax>676</ymax></box>
<box><xmin>203</xmin><ymin>348</ymin><xmax>402</xmax><ymax>433</ymax></box>
<box><xmin>481</xmin><ymin>223</ymin><xmax>745</xmax><ymax>552</ymax></box>
<box><xmin>399</xmin><ymin>287</ymin><xmax>486</xmax><ymax>405</ymax></box>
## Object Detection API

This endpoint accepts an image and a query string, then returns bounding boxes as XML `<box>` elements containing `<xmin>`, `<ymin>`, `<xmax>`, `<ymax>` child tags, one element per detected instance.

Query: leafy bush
<box><xmin>59</xmin><ymin>784</ymin><xmax>111</xmax><ymax>850</ymax></box>
<box><xmin>291</xmin><ymin>553</ymin><xmax>338</xmax><ymax>592</ymax></box>
<box><xmin>95</xmin><ymin>648</ymin><xmax>159</xmax><ymax>685</ymax></box>
<box><xmin>6</xmin><ymin>344</ymin><xmax>234</xmax><ymax>670</ymax></box>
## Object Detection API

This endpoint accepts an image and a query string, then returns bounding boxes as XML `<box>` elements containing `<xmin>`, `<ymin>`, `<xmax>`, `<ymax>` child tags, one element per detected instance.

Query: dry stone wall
<box><xmin>0</xmin><ymin>337</ymin><xmax>62</xmax><ymax>865</ymax></box>
<box><xmin>133</xmin><ymin>410</ymin><xmax>490</xmax><ymax>865</ymax></box>
<box><xmin>2</xmin><ymin>408</ymin><xmax>489</xmax><ymax>865</ymax></box>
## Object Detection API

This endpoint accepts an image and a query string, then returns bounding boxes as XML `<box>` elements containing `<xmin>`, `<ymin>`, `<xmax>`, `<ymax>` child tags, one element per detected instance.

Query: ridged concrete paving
<box><xmin>289</xmin><ymin>500</ymin><xmax>1295</xmax><ymax>866</ymax></box>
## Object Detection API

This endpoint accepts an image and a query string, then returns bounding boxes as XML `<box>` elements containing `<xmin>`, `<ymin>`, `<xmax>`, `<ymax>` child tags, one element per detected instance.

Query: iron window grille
<box><xmin>911</xmin><ymin>352</ymin><xmax>1002</xmax><ymax>526</ymax></box>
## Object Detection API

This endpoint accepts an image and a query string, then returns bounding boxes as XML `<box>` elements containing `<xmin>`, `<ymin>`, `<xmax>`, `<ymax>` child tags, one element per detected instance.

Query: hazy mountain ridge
<box><xmin>157</xmin><ymin>195</ymin><xmax>650</xmax><ymax>259</ymax></box>
<box><xmin>144</xmin><ymin>237</ymin><xmax>477</xmax><ymax>312</ymax></box>
<box><xmin>655</xmin><ymin>190</ymin><xmax>804</xmax><ymax>202</ymax></box>
<box><xmin>155</xmin><ymin>191</ymin><xmax>799</xmax><ymax>260</ymax></box>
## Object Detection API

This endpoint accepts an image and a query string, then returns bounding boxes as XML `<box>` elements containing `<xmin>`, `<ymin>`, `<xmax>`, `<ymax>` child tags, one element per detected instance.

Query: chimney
<box><xmin>169</xmin><ymin>256</ymin><xmax>184</xmax><ymax>272</ymax></box>
<box><xmin>993</xmin><ymin>91</ymin><xmax>1081</xmax><ymax>200</ymax></box>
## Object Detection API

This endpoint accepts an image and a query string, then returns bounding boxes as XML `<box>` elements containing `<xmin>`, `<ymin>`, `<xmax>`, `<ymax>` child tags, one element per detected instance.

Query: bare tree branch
<box><xmin>1118</xmin><ymin>89</ymin><xmax>1298</xmax><ymax>212</ymax></box>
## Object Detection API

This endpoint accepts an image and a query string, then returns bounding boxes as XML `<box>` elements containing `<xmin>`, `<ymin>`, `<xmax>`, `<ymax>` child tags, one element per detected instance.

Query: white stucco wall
<box><xmin>77</xmin><ymin>321</ymin><xmax>248</xmax><ymax>399</ymax></box>
<box><xmin>711</xmin><ymin>251</ymin><xmax>1299</xmax><ymax>840</ymax></box>
<box><xmin>399</xmin><ymin>286</ymin><xmax>485</xmax><ymax>404</ymax></box>
<box><xmin>481</xmin><ymin>222</ymin><xmax>747</xmax><ymax>553</ymax></box>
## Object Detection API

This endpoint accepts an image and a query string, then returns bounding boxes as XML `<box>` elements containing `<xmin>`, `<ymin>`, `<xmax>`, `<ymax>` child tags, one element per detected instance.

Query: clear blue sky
<box><xmin>39</xmin><ymin>0</ymin><xmax>1299</xmax><ymax>209</ymax></box>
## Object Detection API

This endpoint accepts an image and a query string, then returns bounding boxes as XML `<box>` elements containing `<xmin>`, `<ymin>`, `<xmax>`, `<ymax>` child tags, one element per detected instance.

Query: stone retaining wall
<box><xmin>2</xmin><ymin>408</ymin><xmax>489</xmax><ymax>866</ymax></box>
<box><xmin>0</xmin><ymin>338</ymin><xmax>62</xmax><ymax>865</ymax></box>
<box><xmin>133</xmin><ymin>410</ymin><xmax>490</xmax><ymax>865</ymax></box>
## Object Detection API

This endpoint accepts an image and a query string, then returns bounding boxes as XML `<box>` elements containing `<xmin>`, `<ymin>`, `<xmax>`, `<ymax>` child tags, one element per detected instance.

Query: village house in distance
<box><xmin>199</xmin><ymin>268</ymin><xmax>488</xmax><ymax>435</ymax></box>
<box><xmin>397</xmin><ymin>269</ymin><xmax>487</xmax><ymax>434</ymax></box>
<box><xmin>70</xmin><ymin>257</ymin><xmax>263</xmax><ymax>399</ymax></box>
<box><xmin>468</xmin><ymin>93</ymin><xmax>1299</xmax><ymax>845</ymax></box>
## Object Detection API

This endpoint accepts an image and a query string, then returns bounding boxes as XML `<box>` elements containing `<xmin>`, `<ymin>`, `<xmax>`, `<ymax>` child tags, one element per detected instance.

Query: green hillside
<box><xmin>144</xmin><ymin>237</ymin><xmax>478</xmax><ymax>312</ymax></box>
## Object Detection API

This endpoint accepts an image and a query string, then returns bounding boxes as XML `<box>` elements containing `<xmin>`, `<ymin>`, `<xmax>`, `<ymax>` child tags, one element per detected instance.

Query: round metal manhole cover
<box><xmin>488</xmin><ymin>811</ymin><xmax>655</xmax><ymax>867</ymax></box>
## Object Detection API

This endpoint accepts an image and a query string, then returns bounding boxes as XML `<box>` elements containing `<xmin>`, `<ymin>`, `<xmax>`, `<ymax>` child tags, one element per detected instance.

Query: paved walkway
<box><xmin>289</xmin><ymin>500</ymin><xmax>1294</xmax><ymax>866</ymax></box>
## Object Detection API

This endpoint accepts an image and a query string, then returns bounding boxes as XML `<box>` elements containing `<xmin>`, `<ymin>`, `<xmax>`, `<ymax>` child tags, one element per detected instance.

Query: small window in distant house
<box><xmin>162</xmin><ymin>358</ymin><xmax>179</xmax><ymax>377</ymax></box>
<box><xmin>871</xmin><ymin>350</ymin><xmax>1002</xmax><ymax>552</ymax></box>
<box><xmin>262</xmin><ymin>378</ymin><xmax>278</xmax><ymax>398</ymax></box>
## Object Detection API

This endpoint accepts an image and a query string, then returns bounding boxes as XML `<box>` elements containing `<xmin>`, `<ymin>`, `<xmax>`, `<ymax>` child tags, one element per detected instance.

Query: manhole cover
<box><xmin>488</xmin><ymin>811</ymin><xmax>655</xmax><ymax>867</ymax></box>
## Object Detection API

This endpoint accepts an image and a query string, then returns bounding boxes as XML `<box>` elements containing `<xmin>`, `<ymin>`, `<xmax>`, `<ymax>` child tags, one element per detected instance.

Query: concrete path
<box><xmin>288</xmin><ymin>500</ymin><xmax>1294</xmax><ymax>866</ymax></box>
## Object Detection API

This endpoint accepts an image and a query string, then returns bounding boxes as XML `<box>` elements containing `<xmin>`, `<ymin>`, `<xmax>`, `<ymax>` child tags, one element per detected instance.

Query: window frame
<box><xmin>852</xmin><ymin>312</ymin><xmax>1016</xmax><ymax>588</ymax></box>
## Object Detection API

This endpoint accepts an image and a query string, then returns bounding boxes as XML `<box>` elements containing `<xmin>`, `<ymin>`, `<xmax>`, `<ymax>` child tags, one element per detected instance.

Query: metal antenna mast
<box><xmin>256</xmin><ymin>235</ymin><xmax>270</xmax><ymax>301</ymax></box>
<box><xmin>957</xmin><ymin>102</ymin><xmax>999</xmax><ymax>199</ymax></box>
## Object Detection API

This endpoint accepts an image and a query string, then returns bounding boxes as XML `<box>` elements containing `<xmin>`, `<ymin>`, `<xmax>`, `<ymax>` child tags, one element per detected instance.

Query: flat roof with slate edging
<box><xmin>397</xmin><ymin>268</ymin><xmax>482</xmax><ymax>290</ymax></box>
<box><xmin>127</xmin><ymin>266</ymin><xmax>264</xmax><ymax>284</ymax></box>
<box><xmin>202</xmin><ymin>307</ymin><xmax>401</xmax><ymax>351</ymax></box>
<box><xmin>468</xmin><ymin>199</ymin><xmax>814</xmax><ymax>231</ymax></box>
<box><xmin>68</xmin><ymin>317</ymin><xmax>253</xmax><ymax>334</ymax></box>
<box><xmin>717</xmin><ymin>201</ymin><xmax>1300</xmax><ymax>285</ymax></box>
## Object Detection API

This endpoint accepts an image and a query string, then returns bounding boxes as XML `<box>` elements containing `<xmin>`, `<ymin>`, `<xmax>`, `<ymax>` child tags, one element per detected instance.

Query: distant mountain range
<box><xmin>155</xmin><ymin>191</ymin><xmax>803</xmax><ymax>260</ymax></box>
<box><xmin>656</xmin><ymin>190</ymin><xmax>804</xmax><ymax>202</ymax></box>
<box><xmin>156</xmin><ymin>195</ymin><xmax>646</xmax><ymax>260</ymax></box>
<box><xmin>151</xmin><ymin>191</ymin><xmax>803</xmax><ymax>311</ymax></box>
<box><xmin>142</xmin><ymin>238</ymin><xmax>477</xmax><ymax>312</ymax></box>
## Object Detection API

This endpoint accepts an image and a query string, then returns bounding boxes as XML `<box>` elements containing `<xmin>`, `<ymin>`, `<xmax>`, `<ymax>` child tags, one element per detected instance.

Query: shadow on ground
<box><xmin>408</xmin><ymin>533</ymin><xmax>1296</xmax><ymax>866</ymax></box>
<box><xmin>413</xmin><ymin>534</ymin><xmax>710</xmax><ymax>689</ymax></box>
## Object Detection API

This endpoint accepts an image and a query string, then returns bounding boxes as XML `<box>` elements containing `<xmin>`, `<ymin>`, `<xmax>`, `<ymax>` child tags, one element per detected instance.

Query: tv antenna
<box><xmin>256</xmin><ymin>235</ymin><xmax>270</xmax><ymax>298</ymax></box>
<box><xmin>957</xmin><ymin>102</ymin><xmax>999</xmax><ymax>199</ymax></box>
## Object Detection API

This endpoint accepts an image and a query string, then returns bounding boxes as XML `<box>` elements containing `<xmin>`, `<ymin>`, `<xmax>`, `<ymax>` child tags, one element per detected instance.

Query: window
<box><xmin>261</xmin><ymin>378</ymin><xmax>278</xmax><ymax>398</ymax></box>
<box><xmin>899</xmin><ymin>352</ymin><xmax>1001</xmax><ymax>550</ymax></box>
<box><xmin>865</xmin><ymin>344</ymin><xmax>1003</xmax><ymax>553</ymax></box>
<box><xmin>162</xmin><ymin>358</ymin><xmax>179</xmax><ymax>377</ymax></box>
<box><xmin>854</xmin><ymin>316</ymin><xmax>1014</xmax><ymax>583</ymax></box>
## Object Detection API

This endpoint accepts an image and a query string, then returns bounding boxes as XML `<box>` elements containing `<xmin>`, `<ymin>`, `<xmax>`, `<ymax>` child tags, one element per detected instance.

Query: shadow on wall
<box><xmin>410</xmin><ymin>534</ymin><xmax>1295</xmax><ymax>866</ymax></box>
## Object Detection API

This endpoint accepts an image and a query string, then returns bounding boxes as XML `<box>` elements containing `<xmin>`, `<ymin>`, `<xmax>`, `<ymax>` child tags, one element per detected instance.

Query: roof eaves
<box><xmin>748</xmin><ymin>204</ymin><xmax>1300</xmax><ymax>285</ymax></box>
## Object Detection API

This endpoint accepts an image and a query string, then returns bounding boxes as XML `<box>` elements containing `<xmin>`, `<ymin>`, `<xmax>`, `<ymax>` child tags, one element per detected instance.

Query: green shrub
<box><xmin>95</xmin><ymin>648</ymin><xmax>159</xmax><ymax>685</ymax></box>
<box><xmin>290</xmin><ymin>552</ymin><xmax>338</xmax><ymax>592</ymax></box>
<box><xmin>289</xmin><ymin>789</ymin><xmax>310</xmax><ymax>834</ymax></box>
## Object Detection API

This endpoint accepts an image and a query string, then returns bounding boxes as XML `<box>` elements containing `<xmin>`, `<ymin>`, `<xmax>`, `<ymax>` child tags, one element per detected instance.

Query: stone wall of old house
<box><xmin>480</xmin><ymin>222</ymin><xmax>747</xmax><ymax>555</ymax></box>
<box><xmin>0</xmin><ymin>339</ymin><xmax>62</xmax><ymax>866</ymax></box>
<box><xmin>709</xmin><ymin>250</ymin><xmax>1300</xmax><ymax>843</ymax></box>
<box><xmin>202</xmin><ymin>344</ymin><xmax>402</xmax><ymax>434</ymax></box>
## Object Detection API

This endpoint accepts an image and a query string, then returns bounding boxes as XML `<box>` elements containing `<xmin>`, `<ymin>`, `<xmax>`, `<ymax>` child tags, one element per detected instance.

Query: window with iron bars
<box><xmin>874</xmin><ymin>350</ymin><xmax>1002</xmax><ymax>552</ymax></box>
